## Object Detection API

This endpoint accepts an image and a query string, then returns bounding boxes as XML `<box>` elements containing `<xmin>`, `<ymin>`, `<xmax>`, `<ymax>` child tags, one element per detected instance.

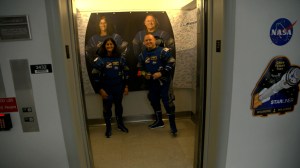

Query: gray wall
<box><xmin>0</xmin><ymin>0</ymin><xmax>70</xmax><ymax>167</ymax></box>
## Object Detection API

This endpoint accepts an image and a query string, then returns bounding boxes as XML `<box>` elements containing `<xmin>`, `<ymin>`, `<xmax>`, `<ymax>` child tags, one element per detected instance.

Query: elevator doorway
<box><xmin>67</xmin><ymin>0</ymin><xmax>210</xmax><ymax>167</ymax></box>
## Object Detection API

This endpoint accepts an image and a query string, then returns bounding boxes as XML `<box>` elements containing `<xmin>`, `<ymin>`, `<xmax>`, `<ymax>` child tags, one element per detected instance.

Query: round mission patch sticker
<box><xmin>270</xmin><ymin>18</ymin><xmax>296</xmax><ymax>46</ymax></box>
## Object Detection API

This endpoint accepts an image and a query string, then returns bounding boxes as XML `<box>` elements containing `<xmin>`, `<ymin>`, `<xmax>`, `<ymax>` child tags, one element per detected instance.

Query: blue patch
<box><xmin>270</xmin><ymin>18</ymin><xmax>296</xmax><ymax>46</ymax></box>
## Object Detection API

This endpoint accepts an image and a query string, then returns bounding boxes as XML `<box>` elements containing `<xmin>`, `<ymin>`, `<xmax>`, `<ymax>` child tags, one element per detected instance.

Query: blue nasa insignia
<box><xmin>270</xmin><ymin>18</ymin><xmax>296</xmax><ymax>46</ymax></box>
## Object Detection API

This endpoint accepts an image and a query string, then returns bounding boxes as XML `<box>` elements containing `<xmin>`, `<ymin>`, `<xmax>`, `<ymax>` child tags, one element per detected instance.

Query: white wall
<box><xmin>0</xmin><ymin>0</ymin><xmax>71</xmax><ymax>167</ymax></box>
<box><xmin>210</xmin><ymin>0</ymin><xmax>300</xmax><ymax>168</ymax></box>
<box><xmin>86</xmin><ymin>89</ymin><xmax>194</xmax><ymax>119</ymax></box>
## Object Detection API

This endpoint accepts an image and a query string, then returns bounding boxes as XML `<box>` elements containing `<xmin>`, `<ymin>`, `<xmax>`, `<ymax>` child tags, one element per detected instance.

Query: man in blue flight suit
<box><xmin>132</xmin><ymin>14</ymin><xmax>175</xmax><ymax>59</ymax></box>
<box><xmin>132</xmin><ymin>14</ymin><xmax>175</xmax><ymax>91</ymax></box>
<box><xmin>137</xmin><ymin>33</ymin><xmax>177</xmax><ymax>135</ymax></box>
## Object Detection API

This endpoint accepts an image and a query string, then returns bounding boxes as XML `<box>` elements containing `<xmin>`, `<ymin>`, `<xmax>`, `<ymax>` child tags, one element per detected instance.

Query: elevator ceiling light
<box><xmin>76</xmin><ymin>0</ymin><xmax>194</xmax><ymax>11</ymax></box>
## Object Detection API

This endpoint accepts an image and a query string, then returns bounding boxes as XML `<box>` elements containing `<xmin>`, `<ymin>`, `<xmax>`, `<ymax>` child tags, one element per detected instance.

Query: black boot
<box><xmin>168</xmin><ymin>114</ymin><xmax>177</xmax><ymax>135</ymax></box>
<box><xmin>105</xmin><ymin>118</ymin><xmax>112</xmax><ymax>138</ymax></box>
<box><xmin>149</xmin><ymin>111</ymin><xmax>164</xmax><ymax>129</ymax></box>
<box><xmin>116</xmin><ymin>117</ymin><xmax>128</xmax><ymax>133</ymax></box>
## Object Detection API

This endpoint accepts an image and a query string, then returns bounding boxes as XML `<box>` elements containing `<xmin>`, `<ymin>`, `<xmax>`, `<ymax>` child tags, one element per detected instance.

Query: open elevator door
<box><xmin>56</xmin><ymin>0</ymin><xmax>218</xmax><ymax>167</ymax></box>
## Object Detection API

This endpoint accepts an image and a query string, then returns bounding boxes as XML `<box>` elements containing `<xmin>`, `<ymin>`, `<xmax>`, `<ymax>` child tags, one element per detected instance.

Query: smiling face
<box><xmin>99</xmin><ymin>18</ymin><xmax>108</xmax><ymax>33</ymax></box>
<box><xmin>143</xmin><ymin>34</ymin><xmax>156</xmax><ymax>50</ymax></box>
<box><xmin>144</xmin><ymin>15</ymin><xmax>156</xmax><ymax>32</ymax></box>
<box><xmin>105</xmin><ymin>40</ymin><xmax>115</xmax><ymax>55</ymax></box>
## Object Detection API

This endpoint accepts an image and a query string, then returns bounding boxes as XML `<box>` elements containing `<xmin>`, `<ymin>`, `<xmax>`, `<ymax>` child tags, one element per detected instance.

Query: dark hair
<box><xmin>97</xmin><ymin>38</ymin><xmax>120</xmax><ymax>57</ymax></box>
<box><xmin>97</xmin><ymin>16</ymin><xmax>114</xmax><ymax>35</ymax></box>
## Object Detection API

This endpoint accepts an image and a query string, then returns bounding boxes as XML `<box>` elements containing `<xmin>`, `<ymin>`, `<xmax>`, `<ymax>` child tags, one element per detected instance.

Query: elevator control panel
<box><xmin>10</xmin><ymin>59</ymin><xmax>39</xmax><ymax>132</ymax></box>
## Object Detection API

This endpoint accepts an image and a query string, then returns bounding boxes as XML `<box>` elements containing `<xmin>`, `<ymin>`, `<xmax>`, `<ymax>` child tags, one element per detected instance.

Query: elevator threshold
<box><xmin>87</xmin><ymin>111</ymin><xmax>194</xmax><ymax>126</ymax></box>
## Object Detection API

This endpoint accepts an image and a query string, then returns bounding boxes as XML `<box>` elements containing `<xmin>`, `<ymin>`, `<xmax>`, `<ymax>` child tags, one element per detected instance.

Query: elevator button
<box><xmin>24</xmin><ymin>117</ymin><xmax>34</xmax><ymax>122</ymax></box>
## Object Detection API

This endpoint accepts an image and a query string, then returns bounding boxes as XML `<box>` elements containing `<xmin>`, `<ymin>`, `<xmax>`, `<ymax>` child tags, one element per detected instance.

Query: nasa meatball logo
<box><xmin>270</xmin><ymin>18</ymin><xmax>297</xmax><ymax>46</ymax></box>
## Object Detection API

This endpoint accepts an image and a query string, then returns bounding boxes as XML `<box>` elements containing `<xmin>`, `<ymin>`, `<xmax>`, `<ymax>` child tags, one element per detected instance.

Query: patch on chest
<box><xmin>145</xmin><ymin>56</ymin><xmax>158</xmax><ymax>64</ymax></box>
<box><xmin>106</xmin><ymin>62</ymin><xmax>112</xmax><ymax>68</ymax></box>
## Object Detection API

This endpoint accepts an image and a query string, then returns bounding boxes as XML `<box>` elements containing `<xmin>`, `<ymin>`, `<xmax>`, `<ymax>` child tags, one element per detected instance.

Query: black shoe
<box><xmin>170</xmin><ymin>121</ymin><xmax>177</xmax><ymax>135</ymax></box>
<box><xmin>116</xmin><ymin>117</ymin><xmax>129</xmax><ymax>133</ymax></box>
<box><xmin>104</xmin><ymin>115</ymin><xmax>112</xmax><ymax>138</ymax></box>
<box><xmin>105</xmin><ymin>127</ymin><xmax>112</xmax><ymax>138</ymax></box>
<box><xmin>148</xmin><ymin>120</ymin><xmax>165</xmax><ymax>129</ymax></box>
<box><xmin>170</xmin><ymin>127</ymin><xmax>177</xmax><ymax>135</ymax></box>
<box><xmin>168</xmin><ymin>114</ymin><xmax>177</xmax><ymax>135</ymax></box>
<box><xmin>118</xmin><ymin>124</ymin><xmax>129</xmax><ymax>133</ymax></box>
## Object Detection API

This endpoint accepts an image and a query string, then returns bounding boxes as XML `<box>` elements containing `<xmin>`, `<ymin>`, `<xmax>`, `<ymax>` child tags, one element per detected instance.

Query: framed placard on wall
<box><xmin>0</xmin><ymin>15</ymin><xmax>31</xmax><ymax>41</ymax></box>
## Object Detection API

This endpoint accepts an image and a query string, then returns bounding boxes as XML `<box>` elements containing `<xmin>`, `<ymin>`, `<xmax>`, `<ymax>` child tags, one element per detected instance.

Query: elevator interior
<box><xmin>72</xmin><ymin>0</ymin><xmax>208</xmax><ymax>167</ymax></box>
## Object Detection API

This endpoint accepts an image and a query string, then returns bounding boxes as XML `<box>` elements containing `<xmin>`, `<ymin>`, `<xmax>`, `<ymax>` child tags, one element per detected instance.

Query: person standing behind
<box><xmin>86</xmin><ymin>15</ymin><xmax>128</xmax><ymax>93</ymax></box>
<box><xmin>93</xmin><ymin>38</ymin><xmax>129</xmax><ymax>138</ymax></box>
<box><xmin>132</xmin><ymin>14</ymin><xmax>175</xmax><ymax>90</ymax></box>
<box><xmin>137</xmin><ymin>33</ymin><xmax>177</xmax><ymax>135</ymax></box>
<box><xmin>132</xmin><ymin>14</ymin><xmax>175</xmax><ymax>58</ymax></box>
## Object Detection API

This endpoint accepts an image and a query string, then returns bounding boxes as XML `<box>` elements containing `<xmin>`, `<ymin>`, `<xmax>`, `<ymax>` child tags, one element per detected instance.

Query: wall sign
<box><xmin>270</xmin><ymin>18</ymin><xmax>297</xmax><ymax>46</ymax></box>
<box><xmin>0</xmin><ymin>15</ymin><xmax>31</xmax><ymax>41</ymax></box>
<box><xmin>30</xmin><ymin>64</ymin><xmax>52</xmax><ymax>74</ymax></box>
<box><xmin>0</xmin><ymin>97</ymin><xmax>18</xmax><ymax>112</ymax></box>
<box><xmin>251</xmin><ymin>56</ymin><xmax>300</xmax><ymax>116</ymax></box>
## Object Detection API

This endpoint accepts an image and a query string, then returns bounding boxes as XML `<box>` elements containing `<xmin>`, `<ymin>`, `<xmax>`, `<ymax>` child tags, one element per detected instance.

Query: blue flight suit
<box><xmin>93</xmin><ymin>55</ymin><xmax>129</xmax><ymax>128</ymax></box>
<box><xmin>132</xmin><ymin>29</ymin><xmax>175</xmax><ymax>91</ymax></box>
<box><xmin>137</xmin><ymin>46</ymin><xmax>177</xmax><ymax>134</ymax></box>
<box><xmin>86</xmin><ymin>33</ymin><xmax>127</xmax><ymax>93</ymax></box>
<box><xmin>137</xmin><ymin>46</ymin><xmax>175</xmax><ymax>114</ymax></box>
<box><xmin>132</xmin><ymin>29</ymin><xmax>175</xmax><ymax>59</ymax></box>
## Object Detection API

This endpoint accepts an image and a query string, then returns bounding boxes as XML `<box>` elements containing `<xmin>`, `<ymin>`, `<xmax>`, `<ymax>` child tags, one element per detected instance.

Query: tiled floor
<box><xmin>88</xmin><ymin>118</ymin><xmax>195</xmax><ymax>168</ymax></box>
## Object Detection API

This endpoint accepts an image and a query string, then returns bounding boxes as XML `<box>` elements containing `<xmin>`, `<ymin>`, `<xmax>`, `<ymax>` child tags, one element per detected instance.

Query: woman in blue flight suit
<box><xmin>93</xmin><ymin>38</ymin><xmax>129</xmax><ymax>138</ymax></box>
<box><xmin>86</xmin><ymin>15</ymin><xmax>128</xmax><ymax>93</ymax></box>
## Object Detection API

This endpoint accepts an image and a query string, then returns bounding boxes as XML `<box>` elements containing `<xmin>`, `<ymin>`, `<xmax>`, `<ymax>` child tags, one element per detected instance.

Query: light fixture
<box><xmin>76</xmin><ymin>0</ymin><xmax>194</xmax><ymax>12</ymax></box>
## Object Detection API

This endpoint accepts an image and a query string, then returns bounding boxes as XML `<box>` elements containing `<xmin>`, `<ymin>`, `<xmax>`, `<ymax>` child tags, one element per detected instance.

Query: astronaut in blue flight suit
<box><xmin>93</xmin><ymin>38</ymin><xmax>129</xmax><ymax>138</ymax></box>
<box><xmin>86</xmin><ymin>15</ymin><xmax>128</xmax><ymax>93</ymax></box>
<box><xmin>132</xmin><ymin>14</ymin><xmax>175</xmax><ymax>59</ymax></box>
<box><xmin>137</xmin><ymin>33</ymin><xmax>177</xmax><ymax>135</ymax></box>
<box><xmin>132</xmin><ymin>14</ymin><xmax>175</xmax><ymax>90</ymax></box>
